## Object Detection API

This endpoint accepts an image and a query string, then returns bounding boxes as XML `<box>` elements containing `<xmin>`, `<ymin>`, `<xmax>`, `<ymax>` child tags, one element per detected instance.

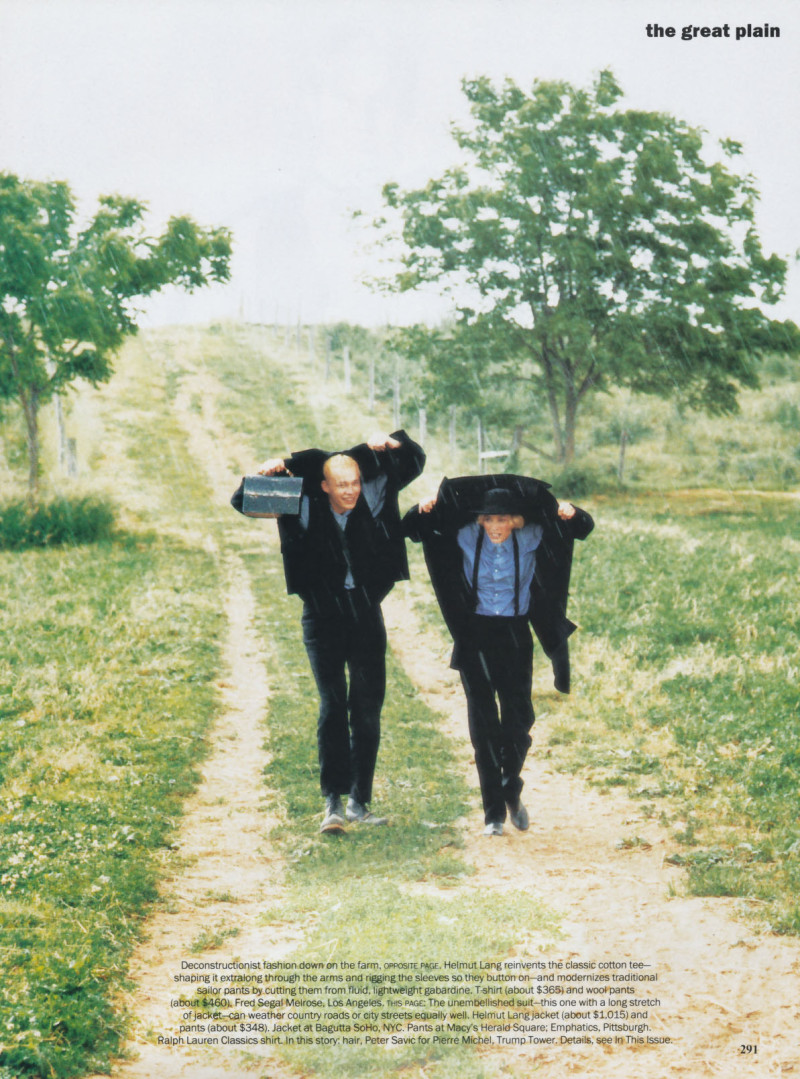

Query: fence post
<box><xmin>418</xmin><ymin>407</ymin><xmax>427</xmax><ymax>446</ymax></box>
<box><xmin>368</xmin><ymin>353</ymin><xmax>376</xmax><ymax>412</ymax></box>
<box><xmin>449</xmin><ymin>405</ymin><xmax>457</xmax><ymax>459</ymax></box>
<box><xmin>618</xmin><ymin>428</ymin><xmax>629</xmax><ymax>483</ymax></box>
<box><xmin>343</xmin><ymin>346</ymin><xmax>352</xmax><ymax>393</ymax></box>
<box><xmin>505</xmin><ymin>425</ymin><xmax>523</xmax><ymax>468</ymax></box>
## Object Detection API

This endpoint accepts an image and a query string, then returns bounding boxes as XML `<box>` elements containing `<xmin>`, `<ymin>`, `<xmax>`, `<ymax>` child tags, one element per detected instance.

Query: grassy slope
<box><xmin>0</xmin><ymin>325</ymin><xmax>560</xmax><ymax>1079</ymax></box>
<box><xmin>549</xmin><ymin>490</ymin><xmax>800</xmax><ymax>932</ymax></box>
<box><xmin>1</xmin><ymin>322</ymin><xmax>799</xmax><ymax>1079</ymax></box>
<box><xmin>231</xmin><ymin>324</ymin><xmax>800</xmax><ymax>935</ymax></box>
<box><xmin>183</xmin><ymin>322</ymin><xmax>562</xmax><ymax>1079</ymax></box>
<box><xmin>0</xmin><ymin>338</ymin><xmax>228</xmax><ymax>1078</ymax></box>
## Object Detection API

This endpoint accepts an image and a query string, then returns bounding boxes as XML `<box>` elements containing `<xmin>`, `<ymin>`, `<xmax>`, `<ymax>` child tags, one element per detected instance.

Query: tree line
<box><xmin>3</xmin><ymin>69</ymin><xmax>799</xmax><ymax>496</ymax></box>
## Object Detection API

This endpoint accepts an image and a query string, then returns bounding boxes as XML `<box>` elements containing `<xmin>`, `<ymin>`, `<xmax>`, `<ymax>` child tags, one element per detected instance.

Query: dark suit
<box><xmin>403</xmin><ymin>474</ymin><xmax>593</xmax><ymax>824</ymax></box>
<box><xmin>235</xmin><ymin>431</ymin><xmax>425</xmax><ymax>804</ymax></box>
<box><xmin>402</xmin><ymin>473</ymin><xmax>593</xmax><ymax>690</ymax></box>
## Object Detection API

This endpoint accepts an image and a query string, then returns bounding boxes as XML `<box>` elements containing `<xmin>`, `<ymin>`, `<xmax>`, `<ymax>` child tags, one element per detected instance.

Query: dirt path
<box><xmin>101</xmin><ymin>553</ymin><xmax>297</xmax><ymax>1079</ymax></box>
<box><xmin>94</xmin><ymin>347</ymin><xmax>800</xmax><ymax>1079</ymax></box>
<box><xmin>87</xmin><ymin>361</ymin><xmax>299</xmax><ymax>1079</ymax></box>
<box><xmin>384</xmin><ymin>588</ymin><xmax>800</xmax><ymax>1077</ymax></box>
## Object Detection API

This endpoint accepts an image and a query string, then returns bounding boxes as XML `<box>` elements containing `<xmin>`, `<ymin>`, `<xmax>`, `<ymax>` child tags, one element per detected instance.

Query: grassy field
<box><xmin>144</xmin><ymin>322</ymin><xmax>800</xmax><ymax>939</ymax></box>
<box><xmin>546</xmin><ymin>489</ymin><xmax>800</xmax><ymax>932</ymax></box>
<box><xmin>0</xmin><ymin>339</ymin><xmax>228</xmax><ymax>1077</ymax></box>
<box><xmin>1</xmin><ymin>321</ymin><xmax>799</xmax><ymax>1077</ymax></box>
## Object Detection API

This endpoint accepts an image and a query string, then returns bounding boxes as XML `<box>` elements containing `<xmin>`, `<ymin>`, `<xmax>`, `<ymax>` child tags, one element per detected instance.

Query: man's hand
<box><xmin>558</xmin><ymin>500</ymin><xmax>576</xmax><ymax>519</ymax></box>
<box><xmin>366</xmin><ymin>432</ymin><xmax>402</xmax><ymax>451</ymax></box>
<box><xmin>257</xmin><ymin>457</ymin><xmax>292</xmax><ymax>476</ymax></box>
<box><xmin>418</xmin><ymin>493</ymin><xmax>439</xmax><ymax>514</ymax></box>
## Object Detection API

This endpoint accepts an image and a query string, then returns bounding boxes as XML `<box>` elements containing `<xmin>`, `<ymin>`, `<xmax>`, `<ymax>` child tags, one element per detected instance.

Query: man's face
<box><xmin>321</xmin><ymin>458</ymin><xmax>361</xmax><ymax>515</ymax></box>
<box><xmin>481</xmin><ymin>514</ymin><xmax>514</xmax><ymax>544</ymax></box>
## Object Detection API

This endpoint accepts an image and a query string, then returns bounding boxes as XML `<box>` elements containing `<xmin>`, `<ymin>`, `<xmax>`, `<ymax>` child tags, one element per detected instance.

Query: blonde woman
<box><xmin>404</xmin><ymin>476</ymin><xmax>593</xmax><ymax>836</ymax></box>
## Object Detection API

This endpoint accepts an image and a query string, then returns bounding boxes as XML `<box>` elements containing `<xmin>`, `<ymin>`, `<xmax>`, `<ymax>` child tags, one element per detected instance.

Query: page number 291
<box><xmin>739</xmin><ymin>1045</ymin><xmax>758</xmax><ymax>1055</ymax></box>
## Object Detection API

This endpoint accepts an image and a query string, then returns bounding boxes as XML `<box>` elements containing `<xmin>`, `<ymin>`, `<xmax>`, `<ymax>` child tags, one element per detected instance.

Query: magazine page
<box><xmin>1</xmin><ymin>3</ymin><xmax>798</xmax><ymax>1078</ymax></box>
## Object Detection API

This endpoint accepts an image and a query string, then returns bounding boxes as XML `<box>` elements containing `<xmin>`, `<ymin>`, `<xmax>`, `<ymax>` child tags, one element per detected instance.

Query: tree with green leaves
<box><xmin>0</xmin><ymin>173</ymin><xmax>232</xmax><ymax>491</ymax></box>
<box><xmin>373</xmin><ymin>70</ymin><xmax>800</xmax><ymax>463</ymax></box>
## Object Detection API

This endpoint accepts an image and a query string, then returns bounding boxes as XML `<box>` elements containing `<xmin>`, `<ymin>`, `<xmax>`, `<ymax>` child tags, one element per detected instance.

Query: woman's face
<box><xmin>481</xmin><ymin>514</ymin><xmax>514</xmax><ymax>544</ymax></box>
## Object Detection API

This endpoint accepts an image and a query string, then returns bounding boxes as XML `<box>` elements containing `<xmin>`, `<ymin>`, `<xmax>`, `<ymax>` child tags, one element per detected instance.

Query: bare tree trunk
<box><xmin>55</xmin><ymin>393</ymin><xmax>68</xmax><ymax>473</ymax></box>
<box><xmin>20</xmin><ymin>388</ymin><xmax>41</xmax><ymax>498</ymax></box>
<box><xmin>540</xmin><ymin>345</ymin><xmax>566</xmax><ymax>462</ymax></box>
<box><xmin>563</xmin><ymin>397</ymin><xmax>577</xmax><ymax>464</ymax></box>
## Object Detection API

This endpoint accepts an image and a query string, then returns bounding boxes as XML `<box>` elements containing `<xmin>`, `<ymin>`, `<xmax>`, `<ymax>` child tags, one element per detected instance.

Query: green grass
<box><xmin>0</xmin><ymin>496</ymin><xmax>115</xmax><ymax>549</ymax></box>
<box><xmin>228</xmin><ymin>546</ymin><xmax>563</xmax><ymax>1079</ymax></box>
<box><xmin>541</xmin><ymin>491</ymin><xmax>800</xmax><ymax>932</ymax></box>
<box><xmin>185</xmin><ymin>323</ymin><xmax>800</xmax><ymax>939</ymax></box>
<box><xmin>0</xmin><ymin>534</ymin><xmax>224</xmax><ymax>1078</ymax></box>
<box><xmin>2</xmin><ymin>320</ymin><xmax>800</xmax><ymax>1079</ymax></box>
<box><xmin>207</xmin><ymin>327</ymin><xmax>564</xmax><ymax>1077</ymax></box>
<box><xmin>0</xmin><ymin>338</ymin><xmax>227</xmax><ymax>1078</ymax></box>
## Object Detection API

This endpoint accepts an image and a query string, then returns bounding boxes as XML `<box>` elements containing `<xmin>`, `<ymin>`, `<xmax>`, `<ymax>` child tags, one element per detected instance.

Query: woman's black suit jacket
<box><xmin>402</xmin><ymin>474</ymin><xmax>594</xmax><ymax>693</ymax></box>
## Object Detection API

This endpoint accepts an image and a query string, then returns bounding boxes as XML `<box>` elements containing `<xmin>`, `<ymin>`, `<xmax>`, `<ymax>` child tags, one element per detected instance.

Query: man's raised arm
<box><xmin>346</xmin><ymin>429</ymin><xmax>425</xmax><ymax>489</ymax></box>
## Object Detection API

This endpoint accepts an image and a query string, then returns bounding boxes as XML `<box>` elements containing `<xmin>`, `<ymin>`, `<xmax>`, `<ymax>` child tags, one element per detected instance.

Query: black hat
<box><xmin>473</xmin><ymin>486</ymin><xmax>524</xmax><ymax>516</ymax></box>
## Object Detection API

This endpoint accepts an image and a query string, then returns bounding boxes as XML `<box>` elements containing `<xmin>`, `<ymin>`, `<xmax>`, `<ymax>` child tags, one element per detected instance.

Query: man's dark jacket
<box><xmin>232</xmin><ymin>430</ymin><xmax>425</xmax><ymax>612</ymax></box>
<box><xmin>402</xmin><ymin>474</ymin><xmax>593</xmax><ymax>693</ymax></box>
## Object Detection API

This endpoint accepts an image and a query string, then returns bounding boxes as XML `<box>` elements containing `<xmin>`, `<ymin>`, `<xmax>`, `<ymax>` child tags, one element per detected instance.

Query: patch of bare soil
<box><xmin>383</xmin><ymin>587</ymin><xmax>800</xmax><ymax>1077</ymax></box>
<box><xmin>87</xmin><ymin>365</ymin><xmax>299</xmax><ymax>1079</ymax></box>
<box><xmin>99</xmin><ymin>553</ymin><xmax>298</xmax><ymax>1079</ymax></box>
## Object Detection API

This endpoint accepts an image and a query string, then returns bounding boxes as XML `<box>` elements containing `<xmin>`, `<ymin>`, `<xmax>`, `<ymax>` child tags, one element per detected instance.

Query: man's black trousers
<box><xmin>457</xmin><ymin>615</ymin><xmax>535</xmax><ymax>825</ymax></box>
<box><xmin>301</xmin><ymin>592</ymin><xmax>387</xmax><ymax>805</ymax></box>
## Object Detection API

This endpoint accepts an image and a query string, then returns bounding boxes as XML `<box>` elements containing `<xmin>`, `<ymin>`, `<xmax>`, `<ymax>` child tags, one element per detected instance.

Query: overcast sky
<box><xmin>1</xmin><ymin>0</ymin><xmax>799</xmax><ymax>327</ymax></box>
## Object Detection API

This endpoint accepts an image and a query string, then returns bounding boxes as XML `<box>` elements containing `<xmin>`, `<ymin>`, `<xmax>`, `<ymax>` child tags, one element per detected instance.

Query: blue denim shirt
<box><xmin>457</xmin><ymin>520</ymin><xmax>543</xmax><ymax>617</ymax></box>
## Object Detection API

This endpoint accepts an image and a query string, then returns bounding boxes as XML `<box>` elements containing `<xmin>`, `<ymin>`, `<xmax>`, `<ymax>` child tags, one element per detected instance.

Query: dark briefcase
<box><xmin>240</xmin><ymin>475</ymin><xmax>303</xmax><ymax>517</ymax></box>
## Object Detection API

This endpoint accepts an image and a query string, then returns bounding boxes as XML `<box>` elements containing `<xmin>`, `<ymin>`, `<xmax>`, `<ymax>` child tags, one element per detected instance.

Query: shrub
<box><xmin>549</xmin><ymin>462</ymin><xmax>621</xmax><ymax>498</ymax></box>
<box><xmin>765</xmin><ymin>399</ymin><xmax>800</xmax><ymax>430</ymax></box>
<box><xmin>0</xmin><ymin>497</ymin><xmax>115</xmax><ymax>549</ymax></box>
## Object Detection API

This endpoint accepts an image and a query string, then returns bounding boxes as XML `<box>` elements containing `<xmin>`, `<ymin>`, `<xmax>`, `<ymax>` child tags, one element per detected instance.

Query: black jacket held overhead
<box><xmin>232</xmin><ymin>430</ymin><xmax>425</xmax><ymax>611</ymax></box>
<box><xmin>402</xmin><ymin>474</ymin><xmax>594</xmax><ymax>693</ymax></box>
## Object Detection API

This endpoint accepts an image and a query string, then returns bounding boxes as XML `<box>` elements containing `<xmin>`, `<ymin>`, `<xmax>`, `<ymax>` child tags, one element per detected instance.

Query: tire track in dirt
<box><xmin>87</xmin><ymin>361</ymin><xmax>301</xmax><ymax>1079</ymax></box>
<box><xmin>94</xmin><ymin>340</ymin><xmax>800</xmax><ymax>1078</ymax></box>
<box><xmin>383</xmin><ymin>587</ymin><xmax>800</xmax><ymax>1078</ymax></box>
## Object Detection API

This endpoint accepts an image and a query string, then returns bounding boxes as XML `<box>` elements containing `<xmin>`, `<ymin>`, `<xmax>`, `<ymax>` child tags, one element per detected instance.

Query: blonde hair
<box><xmin>323</xmin><ymin>454</ymin><xmax>360</xmax><ymax>481</ymax></box>
<box><xmin>477</xmin><ymin>513</ymin><xmax>525</xmax><ymax>530</ymax></box>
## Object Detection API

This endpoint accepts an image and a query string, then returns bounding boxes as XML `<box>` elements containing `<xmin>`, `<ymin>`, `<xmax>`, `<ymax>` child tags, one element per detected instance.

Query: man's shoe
<box><xmin>507</xmin><ymin>799</ymin><xmax>529</xmax><ymax>832</ymax></box>
<box><xmin>483</xmin><ymin>821</ymin><xmax>504</xmax><ymax>836</ymax></box>
<box><xmin>320</xmin><ymin>795</ymin><xmax>346</xmax><ymax>834</ymax></box>
<box><xmin>346</xmin><ymin>798</ymin><xmax>388</xmax><ymax>825</ymax></box>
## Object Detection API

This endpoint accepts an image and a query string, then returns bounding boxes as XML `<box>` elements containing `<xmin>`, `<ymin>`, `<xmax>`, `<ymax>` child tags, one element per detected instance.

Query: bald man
<box><xmin>249</xmin><ymin>430</ymin><xmax>425</xmax><ymax>834</ymax></box>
